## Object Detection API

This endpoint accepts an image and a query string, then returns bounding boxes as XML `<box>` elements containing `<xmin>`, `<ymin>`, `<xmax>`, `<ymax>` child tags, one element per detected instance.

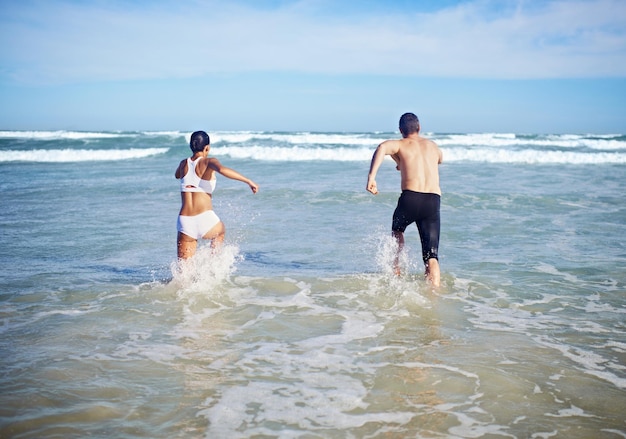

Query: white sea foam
<box><xmin>214</xmin><ymin>131</ymin><xmax>626</xmax><ymax>150</ymax></box>
<box><xmin>0</xmin><ymin>130</ymin><xmax>134</xmax><ymax>140</ymax></box>
<box><xmin>443</xmin><ymin>147</ymin><xmax>626</xmax><ymax>164</ymax></box>
<box><xmin>3</xmin><ymin>143</ymin><xmax>623</xmax><ymax>164</ymax></box>
<box><xmin>219</xmin><ymin>131</ymin><xmax>625</xmax><ymax>150</ymax></box>
<box><xmin>213</xmin><ymin>145</ymin><xmax>373</xmax><ymax>161</ymax></box>
<box><xmin>438</xmin><ymin>133</ymin><xmax>626</xmax><ymax>150</ymax></box>
<box><xmin>3</xmin><ymin>130</ymin><xmax>625</xmax><ymax>164</ymax></box>
<box><xmin>213</xmin><ymin>144</ymin><xmax>626</xmax><ymax>164</ymax></box>
<box><xmin>536</xmin><ymin>336</ymin><xmax>626</xmax><ymax>389</ymax></box>
<box><xmin>213</xmin><ymin>131</ymin><xmax>379</xmax><ymax>146</ymax></box>
<box><xmin>545</xmin><ymin>405</ymin><xmax>597</xmax><ymax>418</ymax></box>
<box><xmin>141</xmin><ymin>130</ymin><xmax>184</xmax><ymax>137</ymax></box>
<box><xmin>0</xmin><ymin>147</ymin><xmax>169</xmax><ymax>162</ymax></box>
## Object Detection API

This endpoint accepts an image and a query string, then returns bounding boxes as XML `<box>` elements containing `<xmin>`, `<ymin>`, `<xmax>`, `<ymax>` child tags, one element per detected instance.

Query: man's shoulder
<box><xmin>401</xmin><ymin>135</ymin><xmax>437</xmax><ymax>148</ymax></box>
<box><xmin>379</xmin><ymin>138</ymin><xmax>403</xmax><ymax>152</ymax></box>
<box><xmin>381</xmin><ymin>138</ymin><xmax>403</xmax><ymax>145</ymax></box>
<box><xmin>417</xmin><ymin>137</ymin><xmax>440</xmax><ymax>151</ymax></box>
<box><xmin>416</xmin><ymin>135</ymin><xmax>437</xmax><ymax>145</ymax></box>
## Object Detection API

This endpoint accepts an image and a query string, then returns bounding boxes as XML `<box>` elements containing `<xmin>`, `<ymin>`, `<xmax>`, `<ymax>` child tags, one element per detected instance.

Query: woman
<box><xmin>175</xmin><ymin>130</ymin><xmax>258</xmax><ymax>259</ymax></box>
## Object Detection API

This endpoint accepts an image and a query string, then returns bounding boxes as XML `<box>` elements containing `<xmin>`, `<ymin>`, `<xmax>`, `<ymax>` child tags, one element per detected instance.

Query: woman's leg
<box><xmin>203</xmin><ymin>221</ymin><xmax>226</xmax><ymax>248</ymax></box>
<box><xmin>177</xmin><ymin>232</ymin><xmax>197</xmax><ymax>259</ymax></box>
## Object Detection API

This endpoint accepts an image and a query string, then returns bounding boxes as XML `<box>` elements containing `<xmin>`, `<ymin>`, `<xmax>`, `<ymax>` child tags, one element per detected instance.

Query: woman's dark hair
<box><xmin>190</xmin><ymin>131</ymin><xmax>210</xmax><ymax>152</ymax></box>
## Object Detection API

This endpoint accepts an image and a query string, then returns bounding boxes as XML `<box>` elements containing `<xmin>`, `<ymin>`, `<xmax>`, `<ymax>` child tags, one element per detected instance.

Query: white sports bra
<box><xmin>180</xmin><ymin>158</ymin><xmax>216</xmax><ymax>194</ymax></box>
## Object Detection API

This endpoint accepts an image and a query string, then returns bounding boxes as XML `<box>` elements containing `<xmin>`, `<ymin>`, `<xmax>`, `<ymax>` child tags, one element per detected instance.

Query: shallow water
<box><xmin>1</xmin><ymin>131</ymin><xmax>625</xmax><ymax>438</ymax></box>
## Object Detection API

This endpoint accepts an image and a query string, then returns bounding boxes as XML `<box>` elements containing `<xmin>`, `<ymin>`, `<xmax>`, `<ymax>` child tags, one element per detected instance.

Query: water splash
<box><xmin>374</xmin><ymin>233</ymin><xmax>425</xmax><ymax>278</ymax></box>
<box><xmin>170</xmin><ymin>244</ymin><xmax>242</xmax><ymax>295</ymax></box>
<box><xmin>366</xmin><ymin>233</ymin><xmax>433</xmax><ymax>308</ymax></box>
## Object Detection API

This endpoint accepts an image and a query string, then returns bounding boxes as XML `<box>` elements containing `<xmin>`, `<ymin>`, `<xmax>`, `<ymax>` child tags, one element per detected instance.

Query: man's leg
<box><xmin>425</xmin><ymin>258</ymin><xmax>440</xmax><ymax>287</ymax></box>
<box><xmin>392</xmin><ymin>230</ymin><xmax>404</xmax><ymax>276</ymax></box>
<box><xmin>416</xmin><ymin>194</ymin><xmax>441</xmax><ymax>287</ymax></box>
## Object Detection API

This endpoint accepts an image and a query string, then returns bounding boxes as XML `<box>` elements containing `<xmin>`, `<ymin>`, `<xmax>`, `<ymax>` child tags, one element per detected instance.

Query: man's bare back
<box><xmin>390</xmin><ymin>135</ymin><xmax>442</xmax><ymax>195</ymax></box>
<box><xmin>367</xmin><ymin>133</ymin><xmax>442</xmax><ymax>196</ymax></box>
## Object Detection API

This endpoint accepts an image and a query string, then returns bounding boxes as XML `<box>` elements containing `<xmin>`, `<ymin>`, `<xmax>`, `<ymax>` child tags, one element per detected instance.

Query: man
<box><xmin>367</xmin><ymin>113</ymin><xmax>443</xmax><ymax>287</ymax></box>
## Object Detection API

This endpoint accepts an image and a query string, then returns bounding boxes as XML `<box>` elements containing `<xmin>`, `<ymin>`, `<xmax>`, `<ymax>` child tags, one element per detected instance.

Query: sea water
<box><xmin>0</xmin><ymin>130</ymin><xmax>625</xmax><ymax>438</ymax></box>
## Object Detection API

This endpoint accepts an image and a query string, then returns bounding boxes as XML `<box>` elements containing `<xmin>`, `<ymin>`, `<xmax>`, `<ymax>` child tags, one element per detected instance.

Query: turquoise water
<box><xmin>1</xmin><ymin>131</ymin><xmax>625</xmax><ymax>438</ymax></box>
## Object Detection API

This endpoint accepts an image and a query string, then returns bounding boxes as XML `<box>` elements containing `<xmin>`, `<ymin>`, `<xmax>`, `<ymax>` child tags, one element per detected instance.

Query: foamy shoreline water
<box><xmin>1</xmin><ymin>130</ymin><xmax>624</xmax><ymax>438</ymax></box>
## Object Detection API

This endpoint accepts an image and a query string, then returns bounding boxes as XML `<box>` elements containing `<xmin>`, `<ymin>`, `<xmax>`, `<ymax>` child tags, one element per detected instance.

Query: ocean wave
<box><xmin>141</xmin><ymin>131</ymin><xmax>186</xmax><ymax>138</ymax></box>
<box><xmin>0</xmin><ymin>148</ymin><xmax>169</xmax><ymax>162</ymax></box>
<box><xmin>3</xmin><ymin>130</ymin><xmax>624</xmax><ymax>151</ymax></box>
<box><xmin>211</xmin><ymin>132</ymin><xmax>626</xmax><ymax>151</ymax></box>
<box><xmin>443</xmin><ymin>147</ymin><xmax>626</xmax><ymax>164</ymax></box>
<box><xmin>212</xmin><ymin>145</ymin><xmax>626</xmax><ymax>164</ymax></box>
<box><xmin>0</xmin><ymin>130</ymin><xmax>137</xmax><ymax>140</ymax></box>
<box><xmin>213</xmin><ymin>131</ymin><xmax>380</xmax><ymax>146</ymax></box>
<box><xmin>269</xmin><ymin>133</ymin><xmax>620</xmax><ymax>152</ymax></box>
<box><xmin>436</xmin><ymin>133</ymin><xmax>626</xmax><ymax>150</ymax></box>
<box><xmin>214</xmin><ymin>145</ymin><xmax>372</xmax><ymax>161</ymax></box>
<box><xmin>2</xmin><ymin>130</ymin><xmax>624</xmax><ymax>164</ymax></box>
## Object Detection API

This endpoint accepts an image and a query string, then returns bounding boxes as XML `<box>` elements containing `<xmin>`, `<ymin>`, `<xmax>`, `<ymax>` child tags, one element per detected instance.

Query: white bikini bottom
<box><xmin>177</xmin><ymin>210</ymin><xmax>221</xmax><ymax>240</ymax></box>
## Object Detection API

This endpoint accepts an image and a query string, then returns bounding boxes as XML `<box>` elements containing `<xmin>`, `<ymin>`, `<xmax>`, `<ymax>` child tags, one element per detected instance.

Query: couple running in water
<box><xmin>177</xmin><ymin>113</ymin><xmax>442</xmax><ymax>287</ymax></box>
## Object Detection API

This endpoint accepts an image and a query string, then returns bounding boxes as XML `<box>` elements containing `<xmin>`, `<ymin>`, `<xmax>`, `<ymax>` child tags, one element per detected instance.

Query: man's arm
<box><xmin>367</xmin><ymin>141</ymin><xmax>399</xmax><ymax>195</ymax></box>
<box><xmin>391</xmin><ymin>153</ymin><xmax>401</xmax><ymax>170</ymax></box>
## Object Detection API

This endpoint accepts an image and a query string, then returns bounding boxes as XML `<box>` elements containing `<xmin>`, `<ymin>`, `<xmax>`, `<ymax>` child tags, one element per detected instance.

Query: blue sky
<box><xmin>1</xmin><ymin>0</ymin><xmax>625</xmax><ymax>133</ymax></box>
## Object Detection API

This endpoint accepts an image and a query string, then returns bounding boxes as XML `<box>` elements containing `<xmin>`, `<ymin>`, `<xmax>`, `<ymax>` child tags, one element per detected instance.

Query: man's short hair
<box><xmin>190</xmin><ymin>131</ymin><xmax>210</xmax><ymax>152</ymax></box>
<box><xmin>399</xmin><ymin>113</ymin><xmax>420</xmax><ymax>136</ymax></box>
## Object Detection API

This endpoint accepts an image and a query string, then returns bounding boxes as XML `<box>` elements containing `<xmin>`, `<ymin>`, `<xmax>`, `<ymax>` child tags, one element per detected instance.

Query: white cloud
<box><xmin>1</xmin><ymin>0</ymin><xmax>625</xmax><ymax>84</ymax></box>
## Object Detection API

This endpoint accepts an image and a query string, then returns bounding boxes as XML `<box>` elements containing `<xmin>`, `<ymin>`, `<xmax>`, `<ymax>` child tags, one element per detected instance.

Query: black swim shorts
<box><xmin>392</xmin><ymin>190</ymin><xmax>441</xmax><ymax>263</ymax></box>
